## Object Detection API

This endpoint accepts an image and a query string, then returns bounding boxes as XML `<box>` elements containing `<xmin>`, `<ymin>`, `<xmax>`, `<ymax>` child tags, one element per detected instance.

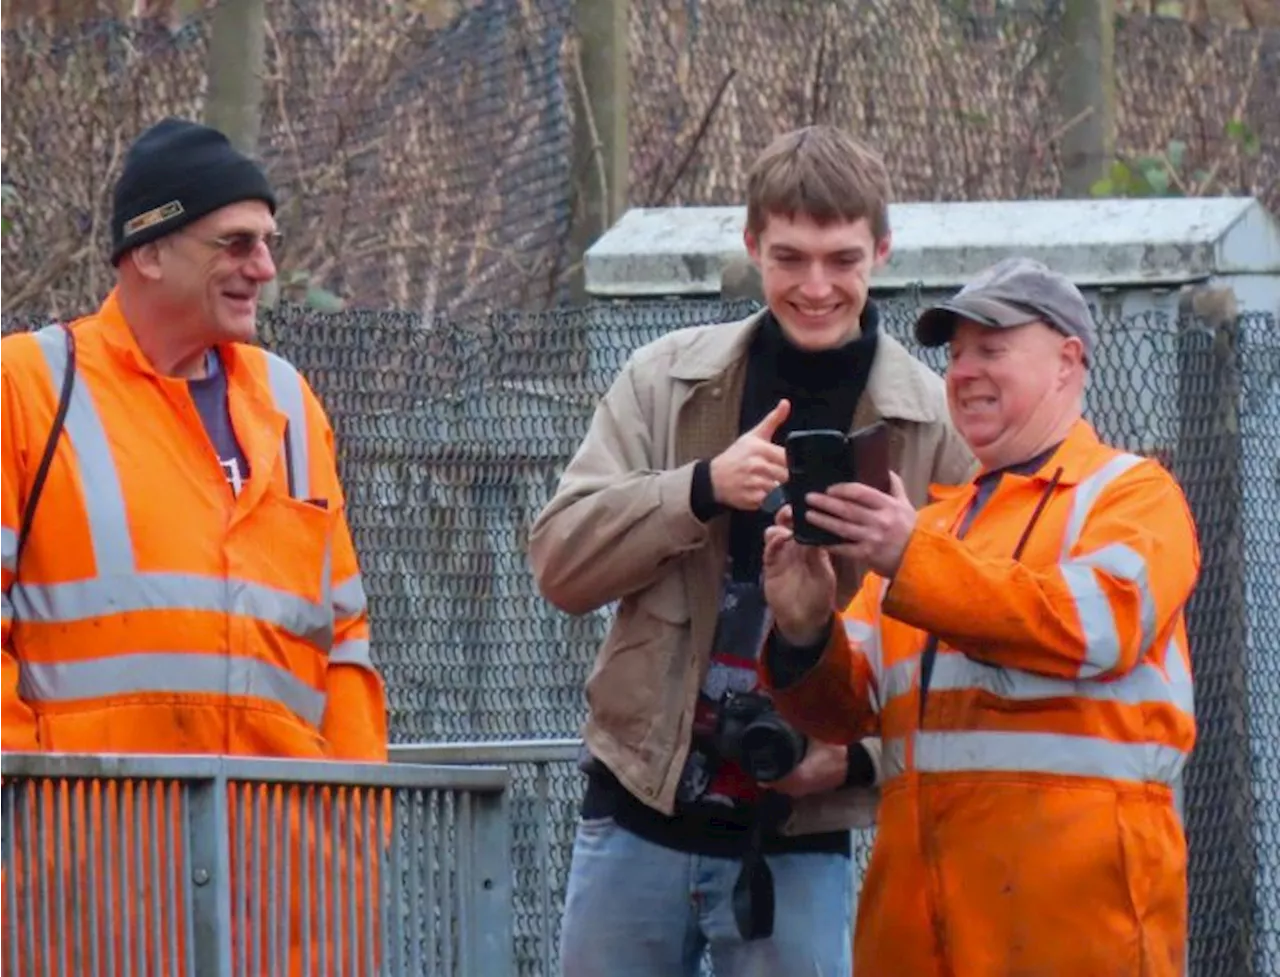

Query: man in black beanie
<box><xmin>2</xmin><ymin>115</ymin><xmax>387</xmax><ymax>969</ymax></box>
<box><xmin>107</xmin><ymin>115</ymin><xmax>281</xmax><ymax>368</ymax></box>
<box><xmin>2</xmin><ymin>115</ymin><xmax>387</xmax><ymax>758</ymax></box>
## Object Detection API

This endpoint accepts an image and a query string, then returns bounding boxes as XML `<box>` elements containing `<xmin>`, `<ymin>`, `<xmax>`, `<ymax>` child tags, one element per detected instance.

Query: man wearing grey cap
<box><xmin>756</xmin><ymin>256</ymin><xmax>1200</xmax><ymax>976</ymax></box>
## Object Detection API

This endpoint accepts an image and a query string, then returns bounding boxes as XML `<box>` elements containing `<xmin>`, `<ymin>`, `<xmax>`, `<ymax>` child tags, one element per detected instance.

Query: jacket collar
<box><xmin>1027</xmin><ymin>418</ymin><xmax>1108</xmax><ymax>487</ymax></box>
<box><xmin>929</xmin><ymin>417</ymin><xmax>1106</xmax><ymax>502</ymax></box>
<box><xmin>96</xmin><ymin>286</ymin><xmax>247</xmax><ymax>383</ymax></box>
<box><xmin>96</xmin><ymin>287</ymin><xmax>159</xmax><ymax>376</ymax></box>
<box><xmin>668</xmin><ymin>307</ymin><xmax>946</xmax><ymax>424</ymax></box>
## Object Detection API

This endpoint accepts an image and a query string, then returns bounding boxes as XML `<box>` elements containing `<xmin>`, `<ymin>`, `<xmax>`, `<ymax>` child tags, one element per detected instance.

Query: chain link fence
<box><xmin>3</xmin><ymin>0</ymin><xmax>1277</xmax><ymax>317</ymax></box>
<box><xmin>5</xmin><ymin>289</ymin><xmax>1278</xmax><ymax>975</ymax></box>
<box><xmin>1</xmin><ymin>0</ymin><xmax>577</xmax><ymax>321</ymax></box>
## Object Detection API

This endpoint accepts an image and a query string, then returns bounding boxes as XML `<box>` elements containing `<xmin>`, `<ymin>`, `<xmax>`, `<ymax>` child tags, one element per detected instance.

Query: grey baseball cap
<box><xmin>915</xmin><ymin>257</ymin><xmax>1097</xmax><ymax>364</ymax></box>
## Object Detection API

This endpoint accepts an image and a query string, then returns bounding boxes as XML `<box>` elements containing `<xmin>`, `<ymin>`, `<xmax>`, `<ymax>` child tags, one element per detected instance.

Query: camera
<box><xmin>713</xmin><ymin>690</ymin><xmax>809</xmax><ymax>783</ymax></box>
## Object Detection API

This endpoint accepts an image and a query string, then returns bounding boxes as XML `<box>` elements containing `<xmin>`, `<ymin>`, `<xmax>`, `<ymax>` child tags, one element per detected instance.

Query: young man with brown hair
<box><xmin>529</xmin><ymin>125</ymin><xmax>974</xmax><ymax>976</ymax></box>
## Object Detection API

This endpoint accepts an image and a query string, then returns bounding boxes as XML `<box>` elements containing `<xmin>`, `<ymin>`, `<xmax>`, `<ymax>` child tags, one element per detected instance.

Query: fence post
<box><xmin>1053</xmin><ymin>0</ymin><xmax>1116</xmax><ymax>197</ymax></box>
<box><xmin>204</xmin><ymin>0</ymin><xmax>268</xmax><ymax>153</ymax></box>
<box><xmin>186</xmin><ymin>773</ymin><xmax>233</xmax><ymax>977</ymax></box>
<box><xmin>1174</xmin><ymin>284</ymin><xmax>1254</xmax><ymax>976</ymax></box>
<box><xmin>568</xmin><ymin>0</ymin><xmax>629</xmax><ymax>304</ymax></box>
<box><xmin>464</xmin><ymin>790</ymin><xmax>515</xmax><ymax>976</ymax></box>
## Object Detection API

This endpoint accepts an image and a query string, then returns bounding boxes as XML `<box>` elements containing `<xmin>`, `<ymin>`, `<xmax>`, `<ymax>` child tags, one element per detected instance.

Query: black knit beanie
<box><xmin>110</xmin><ymin>117</ymin><xmax>277</xmax><ymax>265</ymax></box>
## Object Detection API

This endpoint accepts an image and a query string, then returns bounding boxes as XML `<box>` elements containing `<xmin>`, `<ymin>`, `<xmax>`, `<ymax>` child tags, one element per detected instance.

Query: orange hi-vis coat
<box><xmin>763</xmin><ymin>420</ymin><xmax>1199</xmax><ymax>977</ymax></box>
<box><xmin>1</xmin><ymin>291</ymin><xmax>389</xmax><ymax>971</ymax></box>
<box><xmin>1</xmin><ymin>289</ymin><xmax>387</xmax><ymax>758</ymax></box>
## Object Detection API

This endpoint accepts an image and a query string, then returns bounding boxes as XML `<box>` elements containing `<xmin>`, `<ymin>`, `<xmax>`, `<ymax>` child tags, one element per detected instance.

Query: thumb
<box><xmin>753</xmin><ymin>399</ymin><xmax>791</xmax><ymax>438</ymax></box>
<box><xmin>888</xmin><ymin>470</ymin><xmax>911</xmax><ymax>502</ymax></box>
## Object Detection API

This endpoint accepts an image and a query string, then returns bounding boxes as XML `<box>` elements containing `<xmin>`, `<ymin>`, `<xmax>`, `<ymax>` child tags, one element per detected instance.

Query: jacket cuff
<box><xmin>690</xmin><ymin>459</ymin><xmax>728</xmax><ymax>522</ymax></box>
<box><xmin>764</xmin><ymin>617</ymin><xmax>834</xmax><ymax>690</ymax></box>
<box><xmin>844</xmin><ymin>740</ymin><xmax>879</xmax><ymax>788</ymax></box>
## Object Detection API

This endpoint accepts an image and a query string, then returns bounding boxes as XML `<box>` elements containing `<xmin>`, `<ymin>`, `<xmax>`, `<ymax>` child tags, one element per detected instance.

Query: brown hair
<box><xmin>745</xmin><ymin>125</ymin><xmax>892</xmax><ymax>241</ymax></box>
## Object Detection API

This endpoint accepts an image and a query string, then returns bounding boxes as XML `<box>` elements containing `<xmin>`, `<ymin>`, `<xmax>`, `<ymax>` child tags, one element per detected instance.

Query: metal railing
<box><xmin>390</xmin><ymin>740</ymin><xmax>580</xmax><ymax>977</ymax></box>
<box><xmin>1</xmin><ymin>752</ymin><xmax>515</xmax><ymax>977</ymax></box>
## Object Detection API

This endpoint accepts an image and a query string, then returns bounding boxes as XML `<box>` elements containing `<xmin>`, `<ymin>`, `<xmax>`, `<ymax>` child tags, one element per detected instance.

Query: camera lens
<box><xmin>739</xmin><ymin>721</ymin><xmax>808</xmax><ymax>783</ymax></box>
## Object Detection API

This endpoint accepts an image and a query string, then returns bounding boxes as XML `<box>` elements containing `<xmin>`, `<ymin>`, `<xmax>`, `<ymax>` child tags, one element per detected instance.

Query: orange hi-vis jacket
<box><xmin>0</xmin><ymin>289</ymin><xmax>388</xmax><ymax>759</ymax></box>
<box><xmin>764</xmin><ymin>419</ymin><xmax>1199</xmax><ymax>977</ymax></box>
<box><xmin>1</xmin><ymin>291</ymin><xmax>389</xmax><ymax>974</ymax></box>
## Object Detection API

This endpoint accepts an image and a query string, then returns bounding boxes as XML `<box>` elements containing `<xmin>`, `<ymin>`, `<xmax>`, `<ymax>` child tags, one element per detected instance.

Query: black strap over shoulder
<box><xmin>16</xmin><ymin>324</ymin><xmax>76</xmax><ymax>569</ymax></box>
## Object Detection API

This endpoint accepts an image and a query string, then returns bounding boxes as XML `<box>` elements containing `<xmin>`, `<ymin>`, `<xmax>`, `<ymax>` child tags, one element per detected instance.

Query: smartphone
<box><xmin>850</xmin><ymin>421</ymin><xmax>892</xmax><ymax>494</ymax></box>
<box><xmin>785</xmin><ymin>422</ymin><xmax>891</xmax><ymax>546</ymax></box>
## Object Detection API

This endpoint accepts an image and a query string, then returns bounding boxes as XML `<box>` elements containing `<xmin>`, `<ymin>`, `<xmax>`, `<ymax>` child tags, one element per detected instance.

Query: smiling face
<box><xmin>945</xmin><ymin>317</ymin><xmax>1086</xmax><ymax>470</ymax></box>
<box><xmin>149</xmin><ymin>200</ymin><xmax>278</xmax><ymax>344</ymax></box>
<box><xmin>745</xmin><ymin>212</ymin><xmax>890</xmax><ymax>351</ymax></box>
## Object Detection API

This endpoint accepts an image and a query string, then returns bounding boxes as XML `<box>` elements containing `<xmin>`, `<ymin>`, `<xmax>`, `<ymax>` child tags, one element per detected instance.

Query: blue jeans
<box><xmin>558</xmin><ymin>815</ymin><xmax>853</xmax><ymax>977</ymax></box>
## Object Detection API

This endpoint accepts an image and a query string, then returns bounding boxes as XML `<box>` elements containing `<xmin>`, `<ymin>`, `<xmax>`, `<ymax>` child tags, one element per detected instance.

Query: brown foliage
<box><xmin>2</xmin><ymin>0</ymin><xmax>1277</xmax><ymax>318</ymax></box>
<box><xmin>629</xmin><ymin>0</ymin><xmax>1279</xmax><ymax>213</ymax></box>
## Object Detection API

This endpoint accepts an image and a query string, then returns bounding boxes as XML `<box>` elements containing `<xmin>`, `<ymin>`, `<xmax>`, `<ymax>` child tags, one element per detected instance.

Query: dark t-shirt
<box><xmin>188</xmin><ymin>350</ymin><xmax>250</xmax><ymax>495</ymax></box>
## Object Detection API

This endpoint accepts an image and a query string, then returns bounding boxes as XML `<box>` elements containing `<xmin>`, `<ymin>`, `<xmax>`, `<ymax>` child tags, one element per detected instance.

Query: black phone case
<box><xmin>785</xmin><ymin>422</ymin><xmax>891</xmax><ymax>546</ymax></box>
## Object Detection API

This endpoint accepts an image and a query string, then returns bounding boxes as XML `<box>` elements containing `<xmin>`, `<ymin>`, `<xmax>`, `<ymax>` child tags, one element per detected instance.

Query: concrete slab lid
<box><xmin>584</xmin><ymin>197</ymin><xmax>1280</xmax><ymax>296</ymax></box>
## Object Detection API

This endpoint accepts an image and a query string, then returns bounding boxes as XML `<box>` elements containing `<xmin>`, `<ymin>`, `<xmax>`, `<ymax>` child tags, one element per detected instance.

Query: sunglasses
<box><xmin>188</xmin><ymin>230</ymin><xmax>284</xmax><ymax>259</ymax></box>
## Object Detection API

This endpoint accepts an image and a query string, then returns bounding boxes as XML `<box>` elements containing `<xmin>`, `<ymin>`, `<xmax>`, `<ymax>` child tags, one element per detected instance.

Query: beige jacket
<box><xmin>528</xmin><ymin>310</ymin><xmax>975</xmax><ymax>834</ymax></box>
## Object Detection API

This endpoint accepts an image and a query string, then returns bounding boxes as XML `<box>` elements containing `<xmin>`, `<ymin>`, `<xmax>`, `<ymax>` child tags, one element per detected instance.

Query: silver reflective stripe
<box><xmin>882</xmin><ymin>736</ymin><xmax>907</xmax><ymax>778</ymax></box>
<box><xmin>844</xmin><ymin>617</ymin><xmax>882</xmax><ymax>712</ymax></box>
<box><xmin>1070</xmin><ymin>542</ymin><xmax>1157</xmax><ymax>678</ymax></box>
<box><xmin>330</xmin><ymin>638</ymin><xmax>374</xmax><ymax>668</ymax></box>
<box><xmin>1</xmin><ymin>592</ymin><xmax>12</xmax><ymax>625</ymax></box>
<box><xmin>1060</xmin><ymin>453</ymin><xmax>1145</xmax><ymax>557</ymax></box>
<box><xmin>917</xmin><ymin>640</ymin><xmax>1193</xmax><ymax>715</ymax></box>
<box><xmin>1164</xmin><ymin>634</ymin><xmax>1196</xmax><ymax>715</ymax></box>
<box><xmin>266</xmin><ymin>353</ymin><xmax>310</xmax><ymax>500</ymax></box>
<box><xmin>881</xmin><ymin>654</ymin><xmax>919</xmax><ymax>704</ymax></box>
<box><xmin>844</xmin><ymin>616</ymin><xmax>880</xmax><ymax>667</ymax></box>
<box><xmin>333</xmin><ymin>573</ymin><xmax>366</xmax><ymax>620</ymax></box>
<box><xmin>1058</xmin><ymin>453</ymin><xmax>1158</xmax><ymax>678</ymax></box>
<box><xmin>18</xmin><ymin>652</ymin><xmax>326</xmax><ymax>727</ymax></box>
<box><xmin>911</xmin><ymin>729</ymin><xmax>1187</xmax><ymax>785</ymax></box>
<box><xmin>10</xmin><ymin>572</ymin><xmax>332</xmax><ymax>648</ymax></box>
<box><xmin>1</xmin><ymin>527</ymin><xmax>16</xmax><ymax>574</ymax></box>
<box><xmin>33</xmin><ymin>326</ymin><xmax>135</xmax><ymax>574</ymax></box>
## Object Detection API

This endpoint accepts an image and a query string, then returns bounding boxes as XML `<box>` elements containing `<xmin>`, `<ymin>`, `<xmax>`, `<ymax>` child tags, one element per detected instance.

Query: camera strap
<box><xmin>731</xmin><ymin>791</ymin><xmax>792</xmax><ymax>941</ymax></box>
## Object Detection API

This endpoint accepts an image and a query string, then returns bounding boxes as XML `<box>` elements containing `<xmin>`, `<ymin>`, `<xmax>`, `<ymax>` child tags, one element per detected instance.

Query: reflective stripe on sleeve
<box><xmin>1058</xmin><ymin>453</ymin><xmax>1159</xmax><ymax>677</ymax></box>
<box><xmin>332</xmin><ymin>574</ymin><xmax>367</xmax><ymax>620</ymax></box>
<box><xmin>329</xmin><ymin>639</ymin><xmax>374</xmax><ymax>669</ymax></box>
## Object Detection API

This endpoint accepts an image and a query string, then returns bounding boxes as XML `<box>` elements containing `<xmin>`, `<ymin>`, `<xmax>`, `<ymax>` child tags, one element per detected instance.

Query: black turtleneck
<box><xmin>691</xmin><ymin>303</ymin><xmax>881</xmax><ymax>582</ymax></box>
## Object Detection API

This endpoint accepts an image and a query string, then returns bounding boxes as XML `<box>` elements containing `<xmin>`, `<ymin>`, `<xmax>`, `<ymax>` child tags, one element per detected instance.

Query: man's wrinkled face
<box><xmin>156</xmin><ymin>200</ymin><xmax>278</xmax><ymax>343</ymax></box>
<box><xmin>945</xmin><ymin>318</ymin><xmax>1083</xmax><ymax>469</ymax></box>
<box><xmin>745</xmin><ymin>212</ymin><xmax>890</xmax><ymax>351</ymax></box>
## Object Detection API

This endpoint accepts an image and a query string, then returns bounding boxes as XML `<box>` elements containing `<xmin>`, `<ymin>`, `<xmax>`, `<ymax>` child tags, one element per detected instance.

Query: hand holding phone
<box><xmin>784</xmin><ymin>422</ymin><xmax>892</xmax><ymax>546</ymax></box>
